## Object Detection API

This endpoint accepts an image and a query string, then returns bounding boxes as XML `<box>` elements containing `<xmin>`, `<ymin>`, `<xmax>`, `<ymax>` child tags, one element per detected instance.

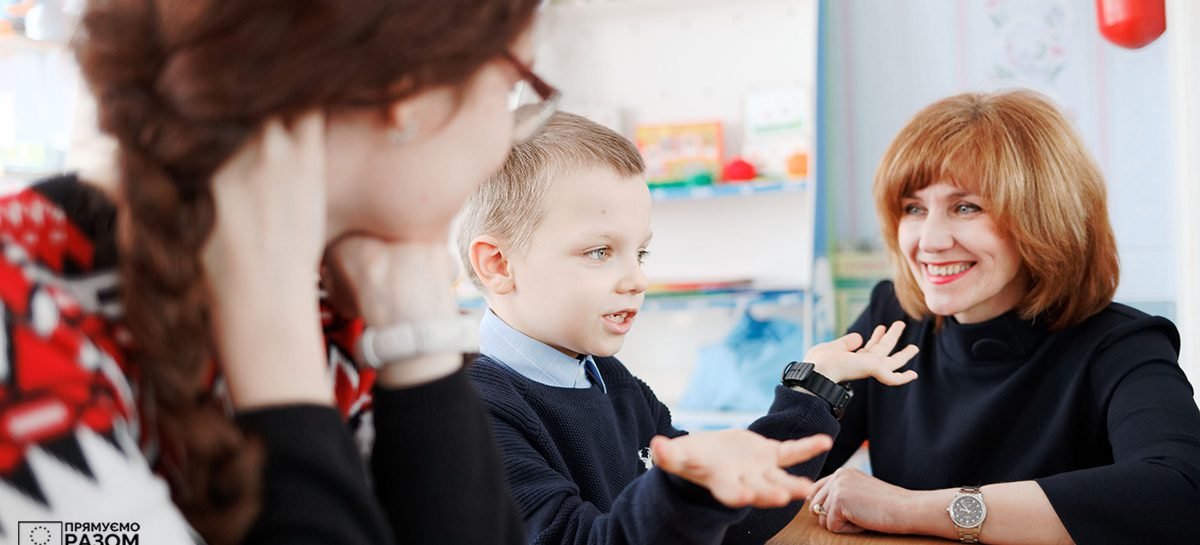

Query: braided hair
<box><xmin>73</xmin><ymin>0</ymin><xmax>539</xmax><ymax>542</ymax></box>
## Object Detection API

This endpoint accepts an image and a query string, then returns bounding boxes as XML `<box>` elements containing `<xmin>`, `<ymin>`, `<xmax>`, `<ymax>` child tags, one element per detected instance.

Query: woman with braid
<box><xmin>0</xmin><ymin>1</ymin><xmax>543</xmax><ymax>544</ymax></box>
<box><xmin>0</xmin><ymin>1</ymin><xmax>839</xmax><ymax>544</ymax></box>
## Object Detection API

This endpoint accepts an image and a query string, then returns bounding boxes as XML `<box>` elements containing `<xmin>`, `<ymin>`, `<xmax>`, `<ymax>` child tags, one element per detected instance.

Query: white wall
<box><xmin>823</xmin><ymin>0</ymin><xmax>1176</xmax><ymax>318</ymax></box>
<box><xmin>0</xmin><ymin>38</ymin><xmax>78</xmax><ymax>182</ymax></box>
<box><xmin>1168</xmin><ymin>0</ymin><xmax>1200</xmax><ymax>394</ymax></box>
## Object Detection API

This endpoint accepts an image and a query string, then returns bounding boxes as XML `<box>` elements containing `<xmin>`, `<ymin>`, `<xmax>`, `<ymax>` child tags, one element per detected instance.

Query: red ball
<box><xmin>722</xmin><ymin>157</ymin><xmax>757</xmax><ymax>182</ymax></box>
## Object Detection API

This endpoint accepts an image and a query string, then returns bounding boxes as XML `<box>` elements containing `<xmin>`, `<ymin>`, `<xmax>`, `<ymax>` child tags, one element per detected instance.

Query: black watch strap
<box><xmin>781</xmin><ymin>361</ymin><xmax>854</xmax><ymax>419</ymax></box>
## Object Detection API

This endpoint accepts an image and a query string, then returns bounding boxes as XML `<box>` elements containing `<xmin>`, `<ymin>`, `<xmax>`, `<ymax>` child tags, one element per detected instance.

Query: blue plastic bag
<box><xmin>679</xmin><ymin>311</ymin><xmax>806</xmax><ymax>413</ymax></box>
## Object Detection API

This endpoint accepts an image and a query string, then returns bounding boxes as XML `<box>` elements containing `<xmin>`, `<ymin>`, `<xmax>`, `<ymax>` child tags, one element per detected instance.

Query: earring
<box><xmin>388</xmin><ymin>111</ymin><xmax>419</xmax><ymax>145</ymax></box>
<box><xmin>388</xmin><ymin>124</ymin><xmax>417</xmax><ymax>145</ymax></box>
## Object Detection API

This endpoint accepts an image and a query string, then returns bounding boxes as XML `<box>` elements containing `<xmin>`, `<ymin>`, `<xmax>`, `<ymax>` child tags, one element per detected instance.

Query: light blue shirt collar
<box><xmin>478</xmin><ymin>309</ymin><xmax>607</xmax><ymax>393</ymax></box>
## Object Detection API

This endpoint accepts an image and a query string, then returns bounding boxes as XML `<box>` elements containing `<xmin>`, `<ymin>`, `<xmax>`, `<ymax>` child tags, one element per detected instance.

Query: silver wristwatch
<box><xmin>358</xmin><ymin>317</ymin><xmax>478</xmax><ymax>368</ymax></box>
<box><xmin>947</xmin><ymin>487</ymin><xmax>986</xmax><ymax>543</ymax></box>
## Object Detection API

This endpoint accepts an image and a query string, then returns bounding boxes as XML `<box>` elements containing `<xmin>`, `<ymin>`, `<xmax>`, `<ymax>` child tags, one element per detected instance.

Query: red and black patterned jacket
<box><xmin>0</xmin><ymin>175</ymin><xmax>523</xmax><ymax>545</ymax></box>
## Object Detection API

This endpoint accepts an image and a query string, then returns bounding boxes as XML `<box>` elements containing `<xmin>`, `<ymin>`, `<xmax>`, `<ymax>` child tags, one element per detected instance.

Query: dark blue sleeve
<box><xmin>821</xmin><ymin>280</ymin><xmax>903</xmax><ymax>475</ymax></box>
<box><xmin>632</xmin><ymin>375</ymin><xmax>688</xmax><ymax>440</ymax></box>
<box><xmin>522</xmin><ymin>466</ymin><xmax>749</xmax><ymax>545</ymax></box>
<box><xmin>372</xmin><ymin>368</ymin><xmax>525</xmax><ymax>545</ymax></box>
<box><xmin>721</xmin><ymin>387</ymin><xmax>839</xmax><ymax>545</ymax></box>
<box><xmin>634</xmin><ymin>370</ymin><xmax>838</xmax><ymax>544</ymax></box>
<box><xmin>238</xmin><ymin>406</ymin><xmax>393</xmax><ymax>545</ymax></box>
<box><xmin>1036</xmin><ymin>318</ymin><xmax>1200</xmax><ymax>544</ymax></box>
<box><xmin>489</xmin><ymin>405</ymin><xmax>748</xmax><ymax>545</ymax></box>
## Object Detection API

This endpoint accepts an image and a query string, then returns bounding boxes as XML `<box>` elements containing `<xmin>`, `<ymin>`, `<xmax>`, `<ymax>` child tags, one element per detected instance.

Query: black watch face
<box><xmin>951</xmin><ymin>496</ymin><xmax>985</xmax><ymax>527</ymax></box>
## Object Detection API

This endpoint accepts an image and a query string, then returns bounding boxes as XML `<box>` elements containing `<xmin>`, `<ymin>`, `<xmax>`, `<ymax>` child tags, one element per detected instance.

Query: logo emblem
<box><xmin>637</xmin><ymin>447</ymin><xmax>654</xmax><ymax>470</ymax></box>
<box><xmin>18</xmin><ymin>521</ymin><xmax>62</xmax><ymax>545</ymax></box>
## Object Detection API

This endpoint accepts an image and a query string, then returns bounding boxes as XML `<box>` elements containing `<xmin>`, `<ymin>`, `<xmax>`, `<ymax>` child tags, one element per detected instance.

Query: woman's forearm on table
<box><xmin>907</xmin><ymin>481</ymin><xmax>1072</xmax><ymax>545</ymax></box>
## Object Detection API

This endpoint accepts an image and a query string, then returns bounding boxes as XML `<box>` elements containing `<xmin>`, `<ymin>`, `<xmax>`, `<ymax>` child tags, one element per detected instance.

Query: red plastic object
<box><xmin>1096</xmin><ymin>0</ymin><xmax>1166</xmax><ymax>49</ymax></box>
<box><xmin>722</xmin><ymin>157</ymin><xmax>757</xmax><ymax>182</ymax></box>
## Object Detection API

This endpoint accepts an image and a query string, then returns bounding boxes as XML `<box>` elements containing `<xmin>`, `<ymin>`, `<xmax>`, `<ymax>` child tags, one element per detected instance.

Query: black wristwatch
<box><xmin>781</xmin><ymin>361</ymin><xmax>853</xmax><ymax>419</ymax></box>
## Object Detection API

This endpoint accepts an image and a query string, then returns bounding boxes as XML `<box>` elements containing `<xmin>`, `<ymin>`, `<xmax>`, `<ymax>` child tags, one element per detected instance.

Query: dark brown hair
<box><xmin>73</xmin><ymin>1</ymin><xmax>538</xmax><ymax>542</ymax></box>
<box><xmin>874</xmin><ymin>90</ymin><xmax>1118</xmax><ymax>331</ymax></box>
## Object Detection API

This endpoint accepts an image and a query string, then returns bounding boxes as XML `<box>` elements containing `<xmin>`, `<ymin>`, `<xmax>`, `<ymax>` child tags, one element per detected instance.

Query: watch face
<box><xmin>951</xmin><ymin>496</ymin><xmax>985</xmax><ymax>528</ymax></box>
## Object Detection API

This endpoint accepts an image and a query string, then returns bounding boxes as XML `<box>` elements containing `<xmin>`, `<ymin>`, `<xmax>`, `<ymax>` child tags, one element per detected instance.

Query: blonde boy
<box><xmin>458</xmin><ymin>112</ymin><xmax>917</xmax><ymax>545</ymax></box>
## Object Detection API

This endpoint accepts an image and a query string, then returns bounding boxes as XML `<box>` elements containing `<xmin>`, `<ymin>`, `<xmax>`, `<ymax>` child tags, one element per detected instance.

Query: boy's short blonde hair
<box><xmin>457</xmin><ymin>111</ymin><xmax>646</xmax><ymax>288</ymax></box>
<box><xmin>874</xmin><ymin>90</ymin><xmax>1119</xmax><ymax>331</ymax></box>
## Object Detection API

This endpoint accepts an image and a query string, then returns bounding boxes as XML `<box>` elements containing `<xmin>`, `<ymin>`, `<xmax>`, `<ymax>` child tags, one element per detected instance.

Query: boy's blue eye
<box><xmin>956</xmin><ymin>203</ymin><xmax>982</xmax><ymax>214</ymax></box>
<box><xmin>586</xmin><ymin>248</ymin><xmax>611</xmax><ymax>261</ymax></box>
<box><xmin>903</xmin><ymin>203</ymin><xmax>925</xmax><ymax>215</ymax></box>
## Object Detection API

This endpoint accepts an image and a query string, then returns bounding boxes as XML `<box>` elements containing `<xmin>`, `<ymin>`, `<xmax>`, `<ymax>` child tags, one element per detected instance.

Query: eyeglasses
<box><xmin>503</xmin><ymin>51</ymin><xmax>561</xmax><ymax>142</ymax></box>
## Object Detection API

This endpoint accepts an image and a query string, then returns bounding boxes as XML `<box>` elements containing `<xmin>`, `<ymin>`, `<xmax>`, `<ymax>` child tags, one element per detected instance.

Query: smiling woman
<box><xmin>896</xmin><ymin>182</ymin><xmax>1029</xmax><ymax>324</ymax></box>
<box><xmin>874</xmin><ymin>90</ymin><xmax>1118</xmax><ymax>332</ymax></box>
<box><xmin>811</xmin><ymin>90</ymin><xmax>1200</xmax><ymax>545</ymax></box>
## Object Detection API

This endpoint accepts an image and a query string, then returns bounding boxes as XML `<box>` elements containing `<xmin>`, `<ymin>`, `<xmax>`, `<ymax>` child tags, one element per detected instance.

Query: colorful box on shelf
<box><xmin>644</xmin><ymin>279</ymin><xmax>807</xmax><ymax>311</ymax></box>
<box><xmin>742</xmin><ymin>87</ymin><xmax>813</xmax><ymax>179</ymax></box>
<box><xmin>646</xmin><ymin>278</ymin><xmax>754</xmax><ymax>296</ymax></box>
<box><xmin>635</xmin><ymin>121</ymin><xmax>724</xmax><ymax>188</ymax></box>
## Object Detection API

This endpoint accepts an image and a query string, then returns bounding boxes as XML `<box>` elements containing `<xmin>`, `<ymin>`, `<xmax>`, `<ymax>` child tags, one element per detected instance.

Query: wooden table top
<box><xmin>768</xmin><ymin>508</ymin><xmax>950</xmax><ymax>545</ymax></box>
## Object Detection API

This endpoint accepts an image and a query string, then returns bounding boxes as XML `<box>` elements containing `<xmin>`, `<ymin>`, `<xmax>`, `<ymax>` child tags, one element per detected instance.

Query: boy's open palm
<box><xmin>649</xmin><ymin>430</ymin><xmax>833</xmax><ymax>509</ymax></box>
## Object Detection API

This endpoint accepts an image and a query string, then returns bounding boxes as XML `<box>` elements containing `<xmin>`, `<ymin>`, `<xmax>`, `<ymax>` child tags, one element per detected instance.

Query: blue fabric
<box><xmin>680</xmin><ymin>311</ymin><xmax>807</xmax><ymax>413</ymax></box>
<box><xmin>468</xmin><ymin>353</ymin><xmax>839</xmax><ymax>545</ymax></box>
<box><xmin>479</xmin><ymin>309</ymin><xmax>607</xmax><ymax>393</ymax></box>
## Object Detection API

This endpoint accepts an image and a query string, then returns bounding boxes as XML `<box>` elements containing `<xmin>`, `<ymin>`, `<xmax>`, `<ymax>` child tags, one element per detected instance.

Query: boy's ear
<box><xmin>470</xmin><ymin>235</ymin><xmax>515</xmax><ymax>295</ymax></box>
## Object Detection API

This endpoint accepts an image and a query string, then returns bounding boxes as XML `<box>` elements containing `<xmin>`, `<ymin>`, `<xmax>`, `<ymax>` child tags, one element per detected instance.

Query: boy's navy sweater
<box><xmin>468</xmin><ymin>354</ymin><xmax>839</xmax><ymax>545</ymax></box>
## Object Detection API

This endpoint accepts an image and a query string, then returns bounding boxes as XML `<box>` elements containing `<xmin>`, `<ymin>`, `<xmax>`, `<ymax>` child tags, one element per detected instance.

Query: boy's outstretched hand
<box><xmin>804</xmin><ymin>321</ymin><xmax>919</xmax><ymax>385</ymax></box>
<box><xmin>649</xmin><ymin>431</ymin><xmax>833</xmax><ymax>509</ymax></box>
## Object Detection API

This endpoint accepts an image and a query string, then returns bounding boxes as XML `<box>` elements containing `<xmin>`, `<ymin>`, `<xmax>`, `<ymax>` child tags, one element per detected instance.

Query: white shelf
<box><xmin>649</xmin><ymin>178</ymin><xmax>809</xmax><ymax>202</ymax></box>
<box><xmin>459</xmin><ymin>288</ymin><xmax>808</xmax><ymax>313</ymax></box>
<box><xmin>642</xmin><ymin>289</ymin><xmax>807</xmax><ymax>311</ymax></box>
